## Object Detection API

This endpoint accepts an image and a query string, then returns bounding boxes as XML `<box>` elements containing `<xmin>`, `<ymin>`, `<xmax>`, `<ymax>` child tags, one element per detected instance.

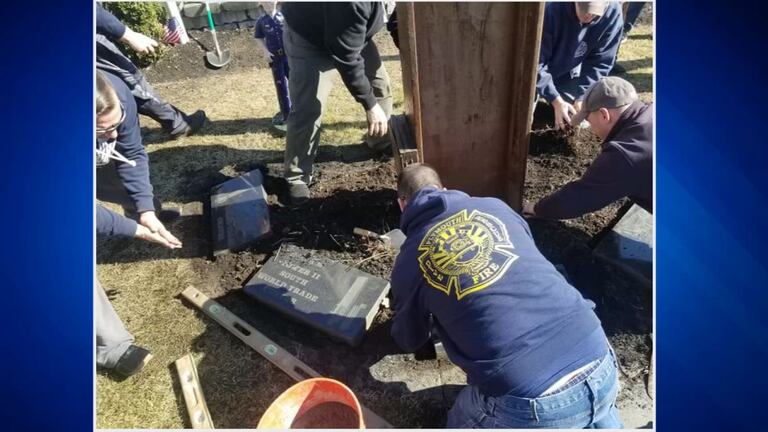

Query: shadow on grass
<box><xmin>143</xmin><ymin>118</ymin><xmax>376</xmax><ymax>144</ymax></box>
<box><xmin>179</xmin><ymin>287</ymin><xmax>462</xmax><ymax>428</ymax></box>
<box><xmin>628</xmin><ymin>33</ymin><xmax>653</xmax><ymax>41</ymax></box>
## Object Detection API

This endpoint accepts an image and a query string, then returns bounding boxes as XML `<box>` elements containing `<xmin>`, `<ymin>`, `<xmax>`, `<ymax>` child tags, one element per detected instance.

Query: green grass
<box><xmin>96</xmin><ymin>24</ymin><xmax>653</xmax><ymax>428</ymax></box>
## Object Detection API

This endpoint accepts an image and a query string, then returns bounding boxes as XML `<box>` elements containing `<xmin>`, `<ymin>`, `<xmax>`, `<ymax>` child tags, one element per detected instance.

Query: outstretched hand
<box><xmin>136</xmin><ymin>211</ymin><xmax>182</xmax><ymax>249</ymax></box>
<box><xmin>121</xmin><ymin>28</ymin><xmax>159</xmax><ymax>54</ymax></box>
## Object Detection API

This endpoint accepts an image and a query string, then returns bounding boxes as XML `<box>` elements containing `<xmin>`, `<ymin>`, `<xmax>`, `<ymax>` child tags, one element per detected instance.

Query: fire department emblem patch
<box><xmin>417</xmin><ymin>209</ymin><xmax>518</xmax><ymax>300</ymax></box>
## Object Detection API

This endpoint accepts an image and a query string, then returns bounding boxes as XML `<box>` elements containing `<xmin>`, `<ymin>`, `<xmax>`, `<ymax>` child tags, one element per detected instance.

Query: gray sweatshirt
<box><xmin>535</xmin><ymin>101</ymin><xmax>653</xmax><ymax>219</ymax></box>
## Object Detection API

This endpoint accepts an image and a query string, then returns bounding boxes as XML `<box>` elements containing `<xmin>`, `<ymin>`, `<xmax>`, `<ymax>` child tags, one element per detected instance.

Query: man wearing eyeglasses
<box><xmin>96</xmin><ymin>70</ymin><xmax>183</xmax><ymax>378</ymax></box>
<box><xmin>537</xmin><ymin>1</ymin><xmax>623</xmax><ymax>130</ymax></box>
<box><xmin>96</xmin><ymin>70</ymin><xmax>182</xmax><ymax>248</ymax></box>
<box><xmin>523</xmin><ymin>77</ymin><xmax>652</xmax><ymax>220</ymax></box>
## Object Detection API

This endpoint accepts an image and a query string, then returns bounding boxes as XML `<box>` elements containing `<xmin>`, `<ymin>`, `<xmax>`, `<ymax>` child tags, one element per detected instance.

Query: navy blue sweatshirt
<box><xmin>390</xmin><ymin>188</ymin><xmax>608</xmax><ymax>398</ymax></box>
<box><xmin>96</xmin><ymin>3</ymin><xmax>127</xmax><ymax>41</ymax></box>
<box><xmin>535</xmin><ymin>101</ymin><xmax>653</xmax><ymax>219</ymax></box>
<box><xmin>100</xmin><ymin>71</ymin><xmax>155</xmax><ymax>213</ymax></box>
<box><xmin>537</xmin><ymin>2</ymin><xmax>623</xmax><ymax>102</ymax></box>
<box><xmin>97</xmin><ymin>205</ymin><xmax>136</xmax><ymax>237</ymax></box>
<box><xmin>282</xmin><ymin>2</ymin><xmax>384</xmax><ymax>110</ymax></box>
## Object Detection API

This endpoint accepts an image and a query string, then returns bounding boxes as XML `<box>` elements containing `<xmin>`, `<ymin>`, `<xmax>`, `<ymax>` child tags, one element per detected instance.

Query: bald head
<box><xmin>397</xmin><ymin>163</ymin><xmax>443</xmax><ymax>202</ymax></box>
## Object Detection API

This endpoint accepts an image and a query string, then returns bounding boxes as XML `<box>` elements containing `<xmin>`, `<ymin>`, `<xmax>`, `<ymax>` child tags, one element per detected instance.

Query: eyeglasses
<box><xmin>96</xmin><ymin>103</ymin><xmax>126</xmax><ymax>135</ymax></box>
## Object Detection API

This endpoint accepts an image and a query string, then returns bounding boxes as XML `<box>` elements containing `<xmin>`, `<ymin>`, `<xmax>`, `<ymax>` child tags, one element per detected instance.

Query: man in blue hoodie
<box><xmin>390</xmin><ymin>164</ymin><xmax>622</xmax><ymax>428</ymax></box>
<box><xmin>96</xmin><ymin>70</ymin><xmax>182</xmax><ymax>247</ymax></box>
<box><xmin>537</xmin><ymin>1</ymin><xmax>623</xmax><ymax>129</ymax></box>
<box><xmin>96</xmin><ymin>72</ymin><xmax>184</xmax><ymax>377</ymax></box>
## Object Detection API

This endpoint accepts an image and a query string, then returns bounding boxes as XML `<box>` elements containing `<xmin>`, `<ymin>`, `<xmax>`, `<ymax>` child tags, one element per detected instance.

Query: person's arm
<box><xmin>533</xmin><ymin>145</ymin><xmax>633</xmax><ymax>220</ymax></box>
<box><xmin>575</xmin><ymin>8</ymin><xmax>624</xmax><ymax>100</ymax></box>
<box><xmin>97</xmin><ymin>205</ymin><xmax>137</xmax><ymax>237</ymax></box>
<box><xmin>97</xmin><ymin>3</ymin><xmax>157</xmax><ymax>53</ymax></box>
<box><xmin>112</xmin><ymin>95</ymin><xmax>154</xmax><ymax>214</ymax></box>
<box><xmin>389</xmin><ymin>258</ymin><xmax>432</xmax><ymax>352</ymax></box>
<box><xmin>97</xmin><ymin>205</ymin><xmax>181</xmax><ymax>248</ymax></box>
<box><xmin>255</xmin><ymin>37</ymin><xmax>273</xmax><ymax>63</ymax></box>
<box><xmin>536</xmin><ymin>6</ymin><xmax>560</xmax><ymax>103</ymax></box>
<box><xmin>96</xmin><ymin>3</ymin><xmax>126</xmax><ymax>40</ymax></box>
<box><xmin>322</xmin><ymin>3</ymin><xmax>378</xmax><ymax>110</ymax></box>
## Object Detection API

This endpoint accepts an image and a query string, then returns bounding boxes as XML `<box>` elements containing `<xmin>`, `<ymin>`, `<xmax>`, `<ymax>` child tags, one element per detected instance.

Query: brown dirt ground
<box><xmin>98</xmin><ymin>18</ymin><xmax>653</xmax><ymax>429</ymax></box>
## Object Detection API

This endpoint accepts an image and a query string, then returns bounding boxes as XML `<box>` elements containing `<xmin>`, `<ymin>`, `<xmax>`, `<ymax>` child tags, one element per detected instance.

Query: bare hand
<box><xmin>120</xmin><ymin>28</ymin><xmax>159</xmax><ymax>54</ymax></box>
<box><xmin>552</xmin><ymin>97</ymin><xmax>577</xmax><ymax>130</ymax></box>
<box><xmin>138</xmin><ymin>211</ymin><xmax>182</xmax><ymax>248</ymax></box>
<box><xmin>366</xmin><ymin>103</ymin><xmax>388</xmax><ymax>138</ymax></box>
<box><xmin>573</xmin><ymin>100</ymin><xmax>583</xmax><ymax>113</ymax></box>
<box><xmin>522</xmin><ymin>202</ymin><xmax>537</xmax><ymax>218</ymax></box>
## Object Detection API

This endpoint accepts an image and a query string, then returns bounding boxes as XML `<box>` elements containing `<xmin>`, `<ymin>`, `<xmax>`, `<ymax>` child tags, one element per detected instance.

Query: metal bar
<box><xmin>175</xmin><ymin>353</ymin><xmax>215</xmax><ymax>429</ymax></box>
<box><xmin>180</xmin><ymin>286</ymin><xmax>392</xmax><ymax>428</ymax></box>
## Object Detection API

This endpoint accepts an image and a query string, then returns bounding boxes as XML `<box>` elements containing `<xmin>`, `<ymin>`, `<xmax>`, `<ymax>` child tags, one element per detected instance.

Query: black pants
<box><xmin>97</xmin><ymin>35</ymin><xmax>189</xmax><ymax>134</ymax></box>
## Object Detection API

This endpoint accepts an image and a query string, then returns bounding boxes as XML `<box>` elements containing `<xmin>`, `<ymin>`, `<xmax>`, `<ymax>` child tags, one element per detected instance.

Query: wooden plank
<box><xmin>180</xmin><ymin>286</ymin><xmax>392</xmax><ymax>428</ymax></box>
<box><xmin>399</xmin><ymin>2</ymin><xmax>543</xmax><ymax>208</ymax></box>
<box><xmin>175</xmin><ymin>354</ymin><xmax>215</xmax><ymax>429</ymax></box>
<box><xmin>396</xmin><ymin>3</ymin><xmax>423</xmax><ymax>160</ymax></box>
<box><xmin>504</xmin><ymin>2</ymin><xmax>544</xmax><ymax>210</ymax></box>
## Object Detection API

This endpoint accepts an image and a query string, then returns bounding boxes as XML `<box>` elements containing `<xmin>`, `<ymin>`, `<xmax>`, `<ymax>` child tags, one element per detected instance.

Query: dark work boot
<box><xmin>170</xmin><ymin>110</ymin><xmax>207</xmax><ymax>139</ymax></box>
<box><xmin>113</xmin><ymin>345</ymin><xmax>153</xmax><ymax>378</ymax></box>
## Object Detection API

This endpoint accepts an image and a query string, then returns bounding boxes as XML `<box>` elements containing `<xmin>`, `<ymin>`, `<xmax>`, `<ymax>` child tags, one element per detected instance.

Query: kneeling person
<box><xmin>390</xmin><ymin>164</ymin><xmax>622</xmax><ymax>429</ymax></box>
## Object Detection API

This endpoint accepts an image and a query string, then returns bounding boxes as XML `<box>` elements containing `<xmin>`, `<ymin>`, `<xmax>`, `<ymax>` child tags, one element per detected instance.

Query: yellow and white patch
<box><xmin>417</xmin><ymin>209</ymin><xmax>518</xmax><ymax>300</ymax></box>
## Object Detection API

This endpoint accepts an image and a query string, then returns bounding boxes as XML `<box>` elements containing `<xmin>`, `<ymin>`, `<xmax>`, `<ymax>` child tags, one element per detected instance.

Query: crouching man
<box><xmin>389</xmin><ymin>164</ymin><xmax>623</xmax><ymax>428</ymax></box>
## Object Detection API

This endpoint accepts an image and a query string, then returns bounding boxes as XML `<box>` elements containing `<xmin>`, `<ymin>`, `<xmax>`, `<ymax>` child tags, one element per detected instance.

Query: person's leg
<box><xmin>361</xmin><ymin>40</ymin><xmax>393</xmax><ymax>151</ymax></box>
<box><xmin>587</xmin><ymin>347</ymin><xmax>624</xmax><ymax>428</ymax></box>
<box><xmin>96</xmin><ymin>36</ymin><xmax>203</xmax><ymax>137</ymax></box>
<box><xmin>95</xmin><ymin>279</ymin><xmax>134</xmax><ymax>369</ymax></box>
<box><xmin>446</xmin><ymin>385</ymin><xmax>492</xmax><ymax>428</ymax></box>
<box><xmin>272</xmin><ymin>55</ymin><xmax>292</xmax><ymax>122</ymax></box>
<box><xmin>96</xmin><ymin>162</ymin><xmax>162</xmax><ymax>218</ymax></box>
<box><xmin>623</xmin><ymin>2</ymin><xmax>646</xmax><ymax>34</ymax></box>
<box><xmin>283</xmin><ymin>24</ymin><xmax>335</xmax><ymax>190</ymax></box>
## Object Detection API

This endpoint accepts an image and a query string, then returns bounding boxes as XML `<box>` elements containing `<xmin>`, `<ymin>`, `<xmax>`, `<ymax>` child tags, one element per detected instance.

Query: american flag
<box><xmin>162</xmin><ymin>16</ymin><xmax>182</xmax><ymax>45</ymax></box>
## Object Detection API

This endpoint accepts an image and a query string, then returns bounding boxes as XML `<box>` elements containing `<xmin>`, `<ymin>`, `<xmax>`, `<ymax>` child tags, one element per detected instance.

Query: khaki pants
<box><xmin>282</xmin><ymin>24</ymin><xmax>392</xmax><ymax>185</ymax></box>
<box><xmin>96</xmin><ymin>279</ymin><xmax>134</xmax><ymax>369</ymax></box>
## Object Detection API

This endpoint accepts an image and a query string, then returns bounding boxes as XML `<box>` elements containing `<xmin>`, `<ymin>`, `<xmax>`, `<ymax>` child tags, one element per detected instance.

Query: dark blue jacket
<box><xmin>537</xmin><ymin>2</ymin><xmax>623</xmax><ymax>102</ymax></box>
<box><xmin>97</xmin><ymin>205</ymin><xmax>136</xmax><ymax>237</ymax></box>
<box><xmin>535</xmin><ymin>100</ymin><xmax>654</xmax><ymax>218</ymax></box>
<box><xmin>100</xmin><ymin>71</ymin><xmax>155</xmax><ymax>213</ymax></box>
<box><xmin>390</xmin><ymin>188</ymin><xmax>608</xmax><ymax>398</ymax></box>
<box><xmin>96</xmin><ymin>3</ymin><xmax>126</xmax><ymax>41</ymax></box>
<box><xmin>282</xmin><ymin>2</ymin><xmax>385</xmax><ymax>110</ymax></box>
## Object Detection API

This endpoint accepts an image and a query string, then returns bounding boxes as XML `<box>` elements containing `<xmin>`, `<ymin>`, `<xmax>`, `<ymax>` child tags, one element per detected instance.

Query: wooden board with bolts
<box><xmin>175</xmin><ymin>353</ymin><xmax>215</xmax><ymax>429</ymax></box>
<box><xmin>389</xmin><ymin>114</ymin><xmax>421</xmax><ymax>174</ymax></box>
<box><xmin>180</xmin><ymin>285</ymin><xmax>393</xmax><ymax>428</ymax></box>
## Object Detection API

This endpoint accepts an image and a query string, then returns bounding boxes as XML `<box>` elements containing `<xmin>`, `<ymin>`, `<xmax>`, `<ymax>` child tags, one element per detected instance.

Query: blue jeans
<box><xmin>447</xmin><ymin>350</ymin><xmax>623</xmax><ymax>428</ymax></box>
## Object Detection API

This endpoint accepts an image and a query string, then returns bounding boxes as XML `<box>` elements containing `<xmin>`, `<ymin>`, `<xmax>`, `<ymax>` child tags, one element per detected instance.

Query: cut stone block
<box><xmin>210</xmin><ymin>169</ymin><xmax>271</xmax><ymax>256</ymax></box>
<box><xmin>593</xmin><ymin>204</ymin><xmax>652</xmax><ymax>285</ymax></box>
<box><xmin>244</xmin><ymin>245</ymin><xmax>390</xmax><ymax>346</ymax></box>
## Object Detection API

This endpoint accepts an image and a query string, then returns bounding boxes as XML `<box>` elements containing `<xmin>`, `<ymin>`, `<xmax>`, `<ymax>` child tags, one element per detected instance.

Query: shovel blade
<box><xmin>205</xmin><ymin>49</ymin><xmax>231</xmax><ymax>68</ymax></box>
<box><xmin>383</xmin><ymin>229</ymin><xmax>406</xmax><ymax>250</ymax></box>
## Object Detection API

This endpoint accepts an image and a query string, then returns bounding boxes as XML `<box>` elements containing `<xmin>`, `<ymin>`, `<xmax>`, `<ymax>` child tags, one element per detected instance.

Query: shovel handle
<box><xmin>353</xmin><ymin>227</ymin><xmax>381</xmax><ymax>239</ymax></box>
<box><xmin>205</xmin><ymin>2</ymin><xmax>216</xmax><ymax>32</ymax></box>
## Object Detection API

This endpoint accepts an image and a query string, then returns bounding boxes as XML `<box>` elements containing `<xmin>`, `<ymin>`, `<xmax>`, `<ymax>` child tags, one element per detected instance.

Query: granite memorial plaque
<box><xmin>244</xmin><ymin>247</ymin><xmax>390</xmax><ymax>346</ymax></box>
<box><xmin>210</xmin><ymin>169</ymin><xmax>271</xmax><ymax>256</ymax></box>
<box><xmin>593</xmin><ymin>204</ymin><xmax>652</xmax><ymax>285</ymax></box>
